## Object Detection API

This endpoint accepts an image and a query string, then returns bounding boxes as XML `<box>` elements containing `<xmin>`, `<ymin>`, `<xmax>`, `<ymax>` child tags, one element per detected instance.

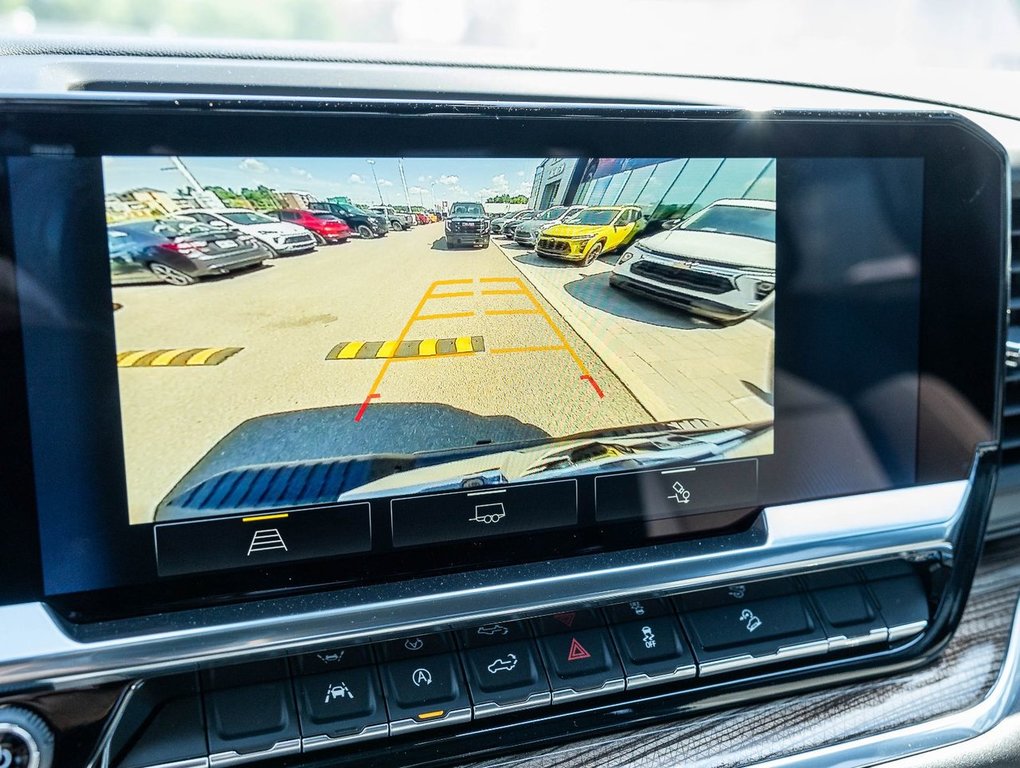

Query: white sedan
<box><xmin>176</xmin><ymin>208</ymin><xmax>317</xmax><ymax>256</ymax></box>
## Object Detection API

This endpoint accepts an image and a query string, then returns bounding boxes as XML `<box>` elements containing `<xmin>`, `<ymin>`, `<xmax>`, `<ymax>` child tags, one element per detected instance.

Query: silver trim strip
<box><xmin>698</xmin><ymin>639</ymin><xmax>831</xmax><ymax>677</ymax></box>
<box><xmin>550</xmin><ymin>678</ymin><xmax>626</xmax><ymax>704</ymax></box>
<box><xmin>473</xmin><ymin>691</ymin><xmax>552</xmax><ymax>719</ymax></box>
<box><xmin>388</xmin><ymin>708</ymin><xmax>472</xmax><ymax>736</ymax></box>
<box><xmin>134</xmin><ymin>760</ymin><xmax>208</xmax><ymax>768</ymax></box>
<box><xmin>753</xmin><ymin>596</ymin><xmax>1020</xmax><ymax>767</ymax></box>
<box><xmin>0</xmin><ymin>481</ymin><xmax>967</xmax><ymax>689</ymax></box>
<box><xmin>825</xmin><ymin>627</ymin><xmax>889</xmax><ymax>653</ymax></box>
<box><xmin>625</xmin><ymin>664</ymin><xmax>697</xmax><ymax>690</ymax></box>
<box><xmin>208</xmin><ymin>740</ymin><xmax>300</xmax><ymax>767</ymax></box>
<box><xmin>887</xmin><ymin>620</ymin><xmax>930</xmax><ymax>643</ymax></box>
<box><xmin>301</xmin><ymin>723</ymin><xmax>389</xmax><ymax>752</ymax></box>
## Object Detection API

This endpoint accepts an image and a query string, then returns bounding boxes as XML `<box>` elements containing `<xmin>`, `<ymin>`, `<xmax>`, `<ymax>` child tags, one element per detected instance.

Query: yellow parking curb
<box><xmin>117</xmin><ymin>347</ymin><xmax>243</xmax><ymax>367</ymax></box>
<box><xmin>326</xmin><ymin>336</ymin><xmax>484</xmax><ymax>360</ymax></box>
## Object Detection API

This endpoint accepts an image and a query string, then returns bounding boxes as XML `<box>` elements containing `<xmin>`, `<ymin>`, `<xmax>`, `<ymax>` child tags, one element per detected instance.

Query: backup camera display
<box><xmin>103</xmin><ymin>155</ymin><xmax>776</xmax><ymax>530</ymax></box>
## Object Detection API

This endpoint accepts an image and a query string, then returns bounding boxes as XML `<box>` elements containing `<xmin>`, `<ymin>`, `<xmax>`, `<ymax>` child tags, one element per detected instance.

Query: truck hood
<box><xmin>639</xmin><ymin>229</ymin><xmax>775</xmax><ymax>270</ymax></box>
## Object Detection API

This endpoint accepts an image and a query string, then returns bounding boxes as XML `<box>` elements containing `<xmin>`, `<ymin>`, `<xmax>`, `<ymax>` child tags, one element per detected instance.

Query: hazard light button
<box><xmin>536</xmin><ymin>628</ymin><xmax>625</xmax><ymax>704</ymax></box>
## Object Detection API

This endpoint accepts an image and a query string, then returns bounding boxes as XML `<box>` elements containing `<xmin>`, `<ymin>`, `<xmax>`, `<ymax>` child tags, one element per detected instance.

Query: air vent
<box><xmin>1002</xmin><ymin>191</ymin><xmax>1020</xmax><ymax>465</ymax></box>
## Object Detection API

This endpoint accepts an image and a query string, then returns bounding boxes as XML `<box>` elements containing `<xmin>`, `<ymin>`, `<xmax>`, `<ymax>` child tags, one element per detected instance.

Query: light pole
<box><xmin>366</xmin><ymin>159</ymin><xmax>384</xmax><ymax>205</ymax></box>
<box><xmin>429</xmin><ymin>181</ymin><xmax>436</xmax><ymax>210</ymax></box>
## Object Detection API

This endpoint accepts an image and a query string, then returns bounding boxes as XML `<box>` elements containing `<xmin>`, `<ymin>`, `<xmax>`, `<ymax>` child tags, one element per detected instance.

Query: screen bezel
<box><xmin>0</xmin><ymin>99</ymin><xmax>1005</xmax><ymax>620</ymax></box>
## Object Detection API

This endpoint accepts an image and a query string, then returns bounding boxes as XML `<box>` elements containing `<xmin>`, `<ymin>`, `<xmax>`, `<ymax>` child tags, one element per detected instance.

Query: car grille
<box><xmin>631</xmin><ymin>261</ymin><xmax>734</xmax><ymax>294</ymax></box>
<box><xmin>284</xmin><ymin>235</ymin><xmax>311</xmax><ymax>244</ymax></box>
<box><xmin>538</xmin><ymin>238</ymin><xmax>570</xmax><ymax>254</ymax></box>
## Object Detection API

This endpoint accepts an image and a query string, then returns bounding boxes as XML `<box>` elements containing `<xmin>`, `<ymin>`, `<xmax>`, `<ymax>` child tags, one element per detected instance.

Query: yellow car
<box><xmin>536</xmin><ymin>205</ymin><xmax>645</xmax><ymax>266</ymax></box>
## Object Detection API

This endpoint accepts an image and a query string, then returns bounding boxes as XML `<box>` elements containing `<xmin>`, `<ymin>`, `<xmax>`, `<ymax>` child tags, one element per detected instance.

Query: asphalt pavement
<box><xmin>114</xmin><ymin>223</ymin><xmax>651</xmax><ymax>523</ymax></box>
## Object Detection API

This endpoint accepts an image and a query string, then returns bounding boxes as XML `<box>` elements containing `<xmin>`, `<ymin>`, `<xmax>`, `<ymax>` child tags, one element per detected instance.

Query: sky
<box><xmin>102</xmin><ymin>155</ymin><xmax>544</xmax><ymax>206</ymax></box>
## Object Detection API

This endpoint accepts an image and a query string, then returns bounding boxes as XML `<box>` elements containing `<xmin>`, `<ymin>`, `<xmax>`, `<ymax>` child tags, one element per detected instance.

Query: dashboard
<box><xmin>0</xmin><ymin>41</ymin><xmax>1017</xmax><ymax>768</ymax></box>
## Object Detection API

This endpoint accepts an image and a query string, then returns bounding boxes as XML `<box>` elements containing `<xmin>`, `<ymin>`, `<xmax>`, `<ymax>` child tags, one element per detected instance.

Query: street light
<box><xmin>366</xmin><ymin>159</ymin><xmax>384</xmax><ymax>205</ymax></box>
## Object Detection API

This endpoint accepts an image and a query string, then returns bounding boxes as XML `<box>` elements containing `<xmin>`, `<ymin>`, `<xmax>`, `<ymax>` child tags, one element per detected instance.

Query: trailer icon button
<box><xmin>470</xmin><ymin>502</ymin><xmax>506</xmax><ymax>525</ymax></box>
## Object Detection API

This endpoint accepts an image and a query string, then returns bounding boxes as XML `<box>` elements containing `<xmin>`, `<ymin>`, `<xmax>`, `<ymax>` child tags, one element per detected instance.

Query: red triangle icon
<box><xmin>553</xmin><ymin>612</ymin><xmax>576</xmax><ymax>628</ymax></box>
<box><xmin>567</xmin><ymin>637</ymin><xmax>591</xmax><ymax>662</ymax></box>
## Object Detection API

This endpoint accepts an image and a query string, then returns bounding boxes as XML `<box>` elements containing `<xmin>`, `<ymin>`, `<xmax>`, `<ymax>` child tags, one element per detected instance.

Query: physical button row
<box><xmin>116</xmin><ymin>563</ymin><xmax>930</xmax><ymax>768</ymax></box>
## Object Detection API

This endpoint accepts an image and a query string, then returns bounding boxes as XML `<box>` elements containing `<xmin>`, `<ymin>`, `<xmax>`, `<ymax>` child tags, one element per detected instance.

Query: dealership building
<box><xmin>530</xmin><ymin>157</ymin><xmax>775</xmax><ymax>222</ymax></box>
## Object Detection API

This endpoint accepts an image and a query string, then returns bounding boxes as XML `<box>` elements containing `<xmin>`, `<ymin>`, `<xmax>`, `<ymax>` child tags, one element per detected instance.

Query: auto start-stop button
<box><xmin>0</xmin><ymin>708</ymin><xmax>53</xmax><ymax>768</ymax></box>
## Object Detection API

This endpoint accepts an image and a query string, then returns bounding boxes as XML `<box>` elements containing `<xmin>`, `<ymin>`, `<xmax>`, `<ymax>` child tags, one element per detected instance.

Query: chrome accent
<box><xmin>131</xmin><ymin>760</ymin><xmax>208</xmax><ymax>768</ymax></box>
<box><xmin>388</xmin><ymin>708</ymin><xmax>471</xmax><ymax>736</ymax></box>
<box><xmin>208</xmin><ymin>739</ymin><xmax>300</xmax><ymax>767</ymax></box>
<box><xmin>824</xmin><ymin>627</ymin><xmax>888</xmax><ymax>653</ymax></box>
<box><xmin>550</xmin><ymin>678</ymin><xmax>626</xmax><ymax>704</ymax></box>
<box><xmin>698</xmin><ymin>638</ymin><xmax>831</xmax><ymax>677</ymax></box>
<box><xmin>0</xmin><ymin>481</ymin><xmax>967</xmax><ymax>689</ymax></box>
<box><xmin>86</xmin><ymin>678</ymin><xmax>144</xmax><ymax>768</ymax></box>
<box><xmin>887</xmin><ymin>619</ymin><xmax>930</xmax><ymax>643</ymax></box>
<box><xmin>1006</xmin><ymin>340</ymin><xmax>1019</xmax><ymax>370</ymax></box>
<box><xmin>301</xmin><ymin>723</ymin><xmax>389</xmax><ymax>752</ymax></box>
<box><xmin>0</xmin><ymin>723</ymin><xmax>41</xmax><ymax>768</ymax></box>
<box><xmin>473</xmin><ymin>691</ymin><xmax>552</xmax><ymax>718</ymax></box>
<box><xmin>624</xmin><ymin>664</ymin><xmax>697</xmax><ymax>691</ymax></box>
<box><xmin>752</xmin><ymin>596</ymin><xmax>1020</xmax><ymax>767</ymax></box>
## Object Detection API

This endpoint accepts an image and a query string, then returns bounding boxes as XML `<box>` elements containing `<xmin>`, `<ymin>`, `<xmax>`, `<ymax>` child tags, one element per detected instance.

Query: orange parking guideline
<box><xmin>355</xmin><ymin>278</ymin><xmax>474</xmax><ymax>422</ymax></box>
<box><xmin>417</xmin><ymin>311</ymin><xmax>475</xmax><ymax>321</ymax></box>
<box><xmin>481</xmin><ymin>289</ymin><xmax>525</xmax><ymax>296</ymax></box>
<box><xmin>510</xmin><ymin>277</ymin><xmax>591</xmax><ymax>376</ymax></box>
<box><xmin>484</xmin><ymin>309</ymin><xmax>540</xmax><ymax>316</ymax></box>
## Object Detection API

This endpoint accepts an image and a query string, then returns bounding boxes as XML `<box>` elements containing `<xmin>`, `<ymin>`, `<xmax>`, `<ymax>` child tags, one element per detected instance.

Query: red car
<box><xmin>270</xmin><ymin>209</ymin><xmax>352</xmax><ymax>243</ymax></box>
<box><xmin>414</xmin><ymin>212</ymin><xmax>431</xmax><ymax>225</ymax></box>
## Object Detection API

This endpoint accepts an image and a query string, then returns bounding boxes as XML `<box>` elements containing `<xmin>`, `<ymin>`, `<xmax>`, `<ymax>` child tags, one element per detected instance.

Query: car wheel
<box><xmin>149</xmin><ymin>262</ymin><xmax>197</xmax><ymax>286</ymax></box>
<box><xmin>581</xmin><ymin>241</ymin><xmax>604</xmax><ymax>266</ymax></box>
<box><xmin>481</xmin><ymin>237</ymin><xmax>490</xmax><ymax>248</ymax></box>
<box><xmin>357</xmin><ymin>224</ymin><xmax>373</xmax><ymax>238</ymax></box>
<box><xmin>311</xmin><ymin>233</ymin><xmax>326</xmax><ymax>246</ymax></box>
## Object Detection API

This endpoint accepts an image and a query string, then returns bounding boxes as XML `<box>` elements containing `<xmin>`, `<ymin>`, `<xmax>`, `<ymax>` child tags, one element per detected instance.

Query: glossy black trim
<box><xmin>0</xmin><ymin>99</ymin><xmax>1005</xmax><ymax>619</ymax></box>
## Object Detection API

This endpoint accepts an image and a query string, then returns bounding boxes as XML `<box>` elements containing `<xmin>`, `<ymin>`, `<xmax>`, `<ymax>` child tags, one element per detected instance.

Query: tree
<box><xmin>485</xmin><ymin>194</ymin><xmax>529</xmax><ymax>204</ymax></box>
<box><xmin>241</xmin><ymin>185</ymin><xmax>282</xmax><ymax>210</ymax></box>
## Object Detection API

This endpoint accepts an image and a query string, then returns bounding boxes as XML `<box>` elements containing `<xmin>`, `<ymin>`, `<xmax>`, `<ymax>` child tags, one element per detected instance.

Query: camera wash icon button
<box><xmin>594</xmin><ymin>458</ymin><xmax>759</xmax><ymax>523</ymax></box>
<box><xmin>389</xmin><ymin>478</ymin><xmax>578</xmax><ymax>548</ymax></box>
<box><xmin>153</xmin><ymin>502</ymin><xmax>372</xmax><ymax>577</ymax></box>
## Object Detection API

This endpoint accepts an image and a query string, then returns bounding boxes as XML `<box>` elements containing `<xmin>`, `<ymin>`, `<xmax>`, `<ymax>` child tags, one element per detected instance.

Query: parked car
<box><xmin>370</xmin><ymin>205</ymin><xmax>414</xmax><ymax>230</ymax></box>
<box><xmin>107</xmin><ymin>218</ymin><xmax>270</xmax><ymax>286</ymax></box>
<box><xmin>444</xmin><ymin>202</ymin><xmax>490</xmax><ymax>248</ymax></box>
<box><xmin>513</xmin><ymin>205</ymin><xmax>587</xmax><ymax>248</ymax></box>
<box><xmin>268</xmin><ymin>209</ymin><xmax>353</xmax><ymax>243</ymax></box>
<box><xmin>427</xmin><ymin>211</ymin><xmax>439</xmax><ymax>223</ymax></box>
<box><xmin>490</xmin><ymin>209</ymin><xmax>534</xmax><ymax>235</ymax></box>
<box><xmin>175</xmin><ymin>208</ymin><xmax>316</xmax><ymax>256</ymax></box>
<box><xmin>610</xmin><ymin>199</ymin><xmax>776</xmax><ymax>322</ymax></box>
<box><xmin>413</xmin><ymin>211</ymin><xmax>431</xmax><ymax>225</ymax></box>
<box><xmin>536</xmin><ymin>205</ymin><xmax>646</xmax><ymax>266</ymax></box>
<box><xmin>308</xmin><ymin>201</ymin><xmax>389</xmax><ymax>238</ymax></box>
<box><xmin>503</xmin><ymin>210</ymin><xmax>539</xmax><ymax>238</ymax></box>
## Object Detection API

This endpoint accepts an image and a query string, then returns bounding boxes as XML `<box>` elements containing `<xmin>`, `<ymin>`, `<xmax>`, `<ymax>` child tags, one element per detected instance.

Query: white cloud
<box><xmin>408</xmin><ymin>186</ymin><xmax>427</xmax><ymax>195</ymax></box>
<box><xmin>438</xmin><ymin>174</ymin><xmax>459</xmax><ymax>186</ymax></box>
<box><xmin>378</xmin><ymin>178</ymin><xmax>394</xmax><ymax>187</ymax></box>
<box><xmin>289</xmin><ymin>166</ymin><xmax>314</xmax><ymax>180</ymax></box>
<box><xmin>348</xmin><ymin>173</ymin><xmax>365</xmax><ymax>184</ymax></box>
<box><xmin>417</xmin><ymin>175</ymin><xmax>427</xmax><ymax>183</ymax></box>
<box><xmin>239</xmin><ymin>158</ymin><xmax>268</xmax><ymax>173</ymax></box>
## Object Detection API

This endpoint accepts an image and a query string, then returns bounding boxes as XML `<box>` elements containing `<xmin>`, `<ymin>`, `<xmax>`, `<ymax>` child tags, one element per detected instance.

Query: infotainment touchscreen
<box><xmin>102</xmin><ymin>155</ymin><xmax>775</xmax><ymax>574</ymax></box>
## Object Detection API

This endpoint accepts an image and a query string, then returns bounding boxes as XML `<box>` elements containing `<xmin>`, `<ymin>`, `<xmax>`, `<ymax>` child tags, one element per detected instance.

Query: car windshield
<box><xmin>569</xmin><ymin>209</ymin><xmax>619</xmax><ymax>226</ymax></box>
<box><xmin>312</xmin><ymin>212</ymin><xmax>342</xmax><ymax>221</ymax></box>
<box><xmin>537</xmin><ymin>206</ymin><xmax>567</xmax><ymax>220</ymax></box>
<box><xmin>451</xmin><ymin>203</ymin><xmax>485</xmax><ymax>216</ymax></box>
<box><xmin>344</xmin><ymin>205</ymin><xmax>371</xmax><ymax>216</ymax></box>
<box><xmin>220</xmin><ymin>211</ymin><xmax>275</xmax><ymax>226</ymax></box>
<box><xmin>683</xmin><ymin>205</ymin><xmax>776</xmax><ymax>242</ymax></box>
